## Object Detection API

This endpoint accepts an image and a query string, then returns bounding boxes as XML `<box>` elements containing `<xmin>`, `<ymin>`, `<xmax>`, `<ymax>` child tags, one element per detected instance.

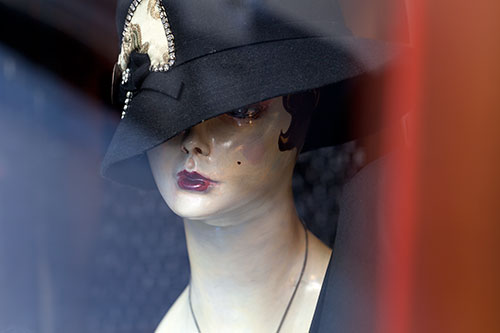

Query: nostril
<box><xmin>181</xmin><ymin>146</ymin><xmax>206</xmax><ymax>155</ymax></box>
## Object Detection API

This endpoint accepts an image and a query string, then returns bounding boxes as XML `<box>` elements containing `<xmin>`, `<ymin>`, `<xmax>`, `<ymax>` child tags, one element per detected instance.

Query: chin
<box><xmin>166</xmin><ymin>190</ymin><xmax>249</xmax><ymax>227</ymax></box>
<box><xmin>167</xmin><ymin>189</ymin><xmax>222</xmax><ymax>220</ymax></box>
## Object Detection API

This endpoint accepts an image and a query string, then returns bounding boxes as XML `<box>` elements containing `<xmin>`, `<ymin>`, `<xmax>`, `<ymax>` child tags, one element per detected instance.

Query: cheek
<box><xmin>238</xmin><ymin>123</ymin><xmax>284</xmax><ymax>166</ymax></box>
<box><xmin>241</xmin><ymin>143</ymin><xmax>266</xmax><ymax>165</ymax></box>
<box><xmin>236</xmin><ymin>136</ymin><xmax>291</xmax><ymax>184</ymax></box>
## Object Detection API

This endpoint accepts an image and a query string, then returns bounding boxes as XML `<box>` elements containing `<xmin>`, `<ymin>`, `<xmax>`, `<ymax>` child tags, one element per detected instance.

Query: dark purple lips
<box><xmin>177</xmin><ymin>170</ymin><xmax>216</xmax><ymax>192</ymax></box>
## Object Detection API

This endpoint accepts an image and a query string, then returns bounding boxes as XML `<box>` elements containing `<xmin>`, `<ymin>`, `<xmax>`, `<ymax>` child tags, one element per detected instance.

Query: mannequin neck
<box><xmin>183</xmin><ymin>184</ymin><xmax>306</xmax><ymax>329</ymax></box>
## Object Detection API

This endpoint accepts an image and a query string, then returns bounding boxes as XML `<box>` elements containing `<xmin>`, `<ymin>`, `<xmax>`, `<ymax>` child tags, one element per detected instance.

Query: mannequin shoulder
<box><xmin>306</xmin><ymin>230</ymin><xmax>333</xmax><ymax>278</ymax></box>
<box><xmin>154</xmin><ymin>286</ymin><xmax>191</xmax><ymax>333</ymax></box>
<box><xmin>279</xmin><ymin>230</ymin><xmax>332</xmax><ymax>332</ymax></box>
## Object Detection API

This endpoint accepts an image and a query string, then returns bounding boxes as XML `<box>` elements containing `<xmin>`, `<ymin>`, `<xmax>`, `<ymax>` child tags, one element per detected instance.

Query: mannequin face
<box><xmin>147</xmin><ymin>97</ymin><xmax>297</xmax><ymax>226</ymax></box>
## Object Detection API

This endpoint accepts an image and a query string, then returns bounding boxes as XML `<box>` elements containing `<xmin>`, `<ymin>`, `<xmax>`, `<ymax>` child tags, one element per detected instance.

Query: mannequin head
<box><xmin>147</xmin><ymin>92</ymin><xmax>318</xmax><ymax>226</ymax></box>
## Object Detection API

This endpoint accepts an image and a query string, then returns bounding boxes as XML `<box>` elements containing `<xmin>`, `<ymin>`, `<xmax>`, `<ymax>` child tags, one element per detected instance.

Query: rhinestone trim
<box><xmin>118</xmin><ymin>0</ymin><xmax>177</xmax><ymax>120</ymax></box>
<box><xmin>121</xmin><ymin>90</ymin><xmax>134</xmax><ymax>119</ymax></box>
<box><xmin>120</xmin><ymin>0</ymin><xmax>176</xmax><ymax>73</ymax></box>
<box><xmin>121</xmin><ymin>68</ymin><xmax>131</xmax><ymax>85</ymax></box>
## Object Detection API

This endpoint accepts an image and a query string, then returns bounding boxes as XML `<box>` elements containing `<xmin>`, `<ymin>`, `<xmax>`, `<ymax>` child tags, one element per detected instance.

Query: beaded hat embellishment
<box><xmin>116</xmin><ymin>0</ymin><xmax>176</xmax><ymax>119</ymax></box>
<box><xmin>118</xmin><ymin>0</ymin><xmax>176</xmax><ymax>72</ymax></box>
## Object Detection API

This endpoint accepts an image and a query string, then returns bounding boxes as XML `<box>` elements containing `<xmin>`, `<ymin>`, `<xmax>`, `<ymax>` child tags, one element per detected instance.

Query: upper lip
<box><xmin>176</xmin><ymin>170</ymin><xmax>216</xmax><ymax>183</ymax></box>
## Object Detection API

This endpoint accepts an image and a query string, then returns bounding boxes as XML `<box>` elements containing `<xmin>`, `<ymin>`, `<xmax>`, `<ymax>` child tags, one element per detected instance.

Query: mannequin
<box><xmin>147</xmin><ymin>96</ymin><xmax>332</xmax><ymax>332</ymax></box>
<box><xmin>100</xmin><ymin>0</ymin><xmax>411</xmax><ymax>331</ymax></box>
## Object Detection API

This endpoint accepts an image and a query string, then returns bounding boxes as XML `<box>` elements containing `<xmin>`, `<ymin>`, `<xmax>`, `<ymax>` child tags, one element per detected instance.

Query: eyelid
<box><xmin>227</xmin><ymin>102</ymin><xmax>267</xmax><ymax>119</ymax></box>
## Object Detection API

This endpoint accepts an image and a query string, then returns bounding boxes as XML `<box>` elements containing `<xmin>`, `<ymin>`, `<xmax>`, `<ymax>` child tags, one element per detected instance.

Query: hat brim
<box><xmin>101</xmin><ymin>36</ymin><xmax>411</xmax><ymax>190</ymax></box>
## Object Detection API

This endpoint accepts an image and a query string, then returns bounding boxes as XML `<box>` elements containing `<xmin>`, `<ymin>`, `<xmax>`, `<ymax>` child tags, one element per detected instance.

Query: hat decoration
<box><xmin>116</xmin><ymin>0</ymin><xmax>176</xmax><ymax>119</ymax></box>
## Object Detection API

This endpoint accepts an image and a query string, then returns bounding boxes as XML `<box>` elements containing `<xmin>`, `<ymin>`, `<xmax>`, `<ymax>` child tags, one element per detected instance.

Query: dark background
<box><xmin>0</xmin><ymin>1</ymin><xmax>394</xmax><ymax>332</ymax></box>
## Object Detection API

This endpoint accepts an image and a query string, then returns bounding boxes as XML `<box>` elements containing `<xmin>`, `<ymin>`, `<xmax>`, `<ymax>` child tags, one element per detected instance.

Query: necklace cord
<box><xmin>188</xmin><ymin>221</ymin><xmax>309</xmax><ymax>333</ymax></box>
<box><xmin>188</xmin><ymin>277</ymin><xmax>202</xmax><ymax>333</ymax></box>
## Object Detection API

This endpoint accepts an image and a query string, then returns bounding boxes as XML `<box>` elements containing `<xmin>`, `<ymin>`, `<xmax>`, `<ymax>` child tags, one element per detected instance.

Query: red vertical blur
<box><xmin>377</xmin><ymin>0</ymin><xmax>500</xmax><ymax>332</ymax></box>
<box><xmin>374</xmin><ymin>0</ymin><xmax>422</xmax><ymax>331</ymax></box>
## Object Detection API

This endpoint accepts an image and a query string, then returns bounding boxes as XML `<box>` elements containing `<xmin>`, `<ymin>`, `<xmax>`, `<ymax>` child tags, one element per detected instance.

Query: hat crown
<box><xmin>116</xmin><ymin>0</ymin><xmax>351</xmax><ymax>70</ymax></box>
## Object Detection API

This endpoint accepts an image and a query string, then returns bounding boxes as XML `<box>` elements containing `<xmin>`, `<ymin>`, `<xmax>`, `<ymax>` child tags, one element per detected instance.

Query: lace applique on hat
<box><xmin>118</xmin><ymin>0</ymin><xmax>176</xmax><ymax>72</ymax></box>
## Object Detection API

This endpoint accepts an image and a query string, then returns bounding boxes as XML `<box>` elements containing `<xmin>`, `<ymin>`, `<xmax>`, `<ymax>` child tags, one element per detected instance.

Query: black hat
<box><xmin>101</xmin><ymin>0</ymin><xmax>410</xmax><ymax>190</ymax></box>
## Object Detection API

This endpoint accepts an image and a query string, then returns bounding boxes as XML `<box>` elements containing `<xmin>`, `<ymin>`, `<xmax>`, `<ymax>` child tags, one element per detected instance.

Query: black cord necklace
<box><xmin>188</xmin><ymin>221</ymin><xmax>309</xmax><ymax>333</ymax></box>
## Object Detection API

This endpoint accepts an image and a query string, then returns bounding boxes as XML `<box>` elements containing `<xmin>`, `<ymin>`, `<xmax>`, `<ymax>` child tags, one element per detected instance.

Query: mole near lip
<box><xmin>176</xmin><ymin>170</ymin><xmax>216</xmax><ymax>192</ymax></box>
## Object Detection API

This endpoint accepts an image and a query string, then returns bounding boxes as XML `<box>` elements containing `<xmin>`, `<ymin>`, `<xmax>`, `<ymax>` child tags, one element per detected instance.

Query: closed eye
<box><xmin>226</xmin><ymin>103</ymin><xmax>267</xmax><ymax>120</ymax></box>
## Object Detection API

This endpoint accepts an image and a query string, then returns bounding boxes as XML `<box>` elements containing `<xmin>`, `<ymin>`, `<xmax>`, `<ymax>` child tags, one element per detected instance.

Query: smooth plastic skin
<box><xmin>147</xmin><ymin>97</ymin><xmax>332</xmax><ymax>333</ymax></box>
<box><xmin>147</xmin><ymin>98</ymin><xmax>296</xmax><ymax>224</ymax></box>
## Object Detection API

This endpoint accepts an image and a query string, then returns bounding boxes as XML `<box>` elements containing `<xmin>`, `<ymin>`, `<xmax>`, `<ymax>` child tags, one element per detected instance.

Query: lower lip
<box><xmin>177</xmin><ymin>176</ymin><xmax>212</xmax><ymax>192</ymax></box>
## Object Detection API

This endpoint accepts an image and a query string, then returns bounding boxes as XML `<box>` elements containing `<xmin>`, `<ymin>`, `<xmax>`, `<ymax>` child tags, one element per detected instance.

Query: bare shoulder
<box><xmin>154</xmin><ymin>286</ymin><xmax>190</xmax><ymax>333</ymax></box>
<box><xmin>279</xmin><ymin>230</ymin><xmax>332</xmax><ymax>332</ymax></box>
<box><xmin>306</xmin><ymin>230</ymin><xmax>333</xmax><ymax>276</ymax></box>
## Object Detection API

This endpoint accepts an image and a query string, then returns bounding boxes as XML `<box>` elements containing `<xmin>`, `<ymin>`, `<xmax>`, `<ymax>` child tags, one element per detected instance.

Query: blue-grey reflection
<box><xmin>0</xmin><ymin>43</ymin><xmax>189</xmax><ymax>333</ymax></box>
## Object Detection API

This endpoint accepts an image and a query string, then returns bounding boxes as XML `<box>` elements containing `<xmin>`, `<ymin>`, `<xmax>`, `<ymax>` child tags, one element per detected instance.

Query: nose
<box><xmin>180</xmin><ymin>121</ymin><xmax>211</xmax><ymax>156</ymax></box>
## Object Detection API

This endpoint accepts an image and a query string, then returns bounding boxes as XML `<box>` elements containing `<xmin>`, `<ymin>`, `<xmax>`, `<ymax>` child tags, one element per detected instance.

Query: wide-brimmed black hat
<box><xmin>101</xmin><ymin>0</ymin><xmax>410</xmax><ymax>190</ymax></box>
